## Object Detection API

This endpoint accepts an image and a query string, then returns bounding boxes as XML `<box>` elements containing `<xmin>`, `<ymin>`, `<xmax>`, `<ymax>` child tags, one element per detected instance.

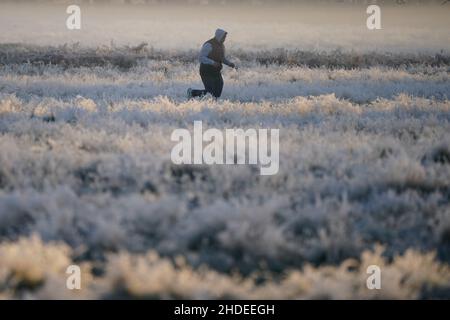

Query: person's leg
<box><xmin>201</xmin><ymin>72</ymin><xmax>215</xmax><ymax>97</ymax></box>
<box><xmin>190</xmin><ymin>89</ymin><xmax>207</xmax><ymax>98</ymax></box>
<box><xmin>214</xmin><ymin>73</ymin><xmax>224</xmax><ymax>98</ymax></box>
<box><xmin>202</xmin><ymin>72</ymin><xmax>223</xmax><ymax>98</ymax></box>
<box><xmin>188</xmin><ymin>65</ymin><xmax>212</xmax><ymax>99</ymax></box>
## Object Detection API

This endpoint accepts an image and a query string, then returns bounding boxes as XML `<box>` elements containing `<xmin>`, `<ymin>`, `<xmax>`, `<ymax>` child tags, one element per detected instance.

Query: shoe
<box><xmin>187</xmin><ymin>88</ymin><xmax>192</xmax><ymax>99</ymax></box>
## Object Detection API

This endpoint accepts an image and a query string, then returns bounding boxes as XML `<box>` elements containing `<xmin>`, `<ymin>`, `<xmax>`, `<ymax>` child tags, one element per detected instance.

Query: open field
<box><xmin>0</xmin><ymin>3</ymin><xmax>449</xmax><ymax>299</ymax></box>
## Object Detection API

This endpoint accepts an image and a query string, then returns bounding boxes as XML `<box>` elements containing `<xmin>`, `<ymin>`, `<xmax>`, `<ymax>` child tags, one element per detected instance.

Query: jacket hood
<box><xmin>214</xmin><ymin>29</ymin><xmax>227</xmax><ymax>43</ymax></box>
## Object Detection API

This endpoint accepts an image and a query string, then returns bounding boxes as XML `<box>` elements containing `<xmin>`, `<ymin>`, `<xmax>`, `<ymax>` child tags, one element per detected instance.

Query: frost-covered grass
<box><xmin>1</xmin><ymin>236</ymin><xmax>449</xmax><ymax>299</ymax></box>
<box><xmin>1</xmin><ymin>47</ymin><xmax>449</xmax><ymax>103</ymax></box>
<box><xmin>1</xmin><ymin>47</ymin><xmax>450</xmax><ymax>298</ymax></box>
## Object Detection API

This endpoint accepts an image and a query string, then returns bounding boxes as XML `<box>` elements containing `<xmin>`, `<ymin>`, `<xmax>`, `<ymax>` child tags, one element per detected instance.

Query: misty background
<box><xmin>1</xmin><ymin>0</ymin><xmax>448</xmax><ymax>4</ymax></box>
<box><xmin>0</xmin><ymin>0</ymin><xmax>449</xmax><ymax>52</ymax></box>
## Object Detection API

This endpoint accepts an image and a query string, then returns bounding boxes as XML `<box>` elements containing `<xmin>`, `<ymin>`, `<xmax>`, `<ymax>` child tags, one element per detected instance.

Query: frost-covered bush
<box><xmin>2</xmin><ymin>44</ymin><xmax>449</xmax><ymax>70</ymax></box>
<box><xmin>1</xmin><ymin>237</ymin><xmax>449</xmax><ymax>299</ymax></box>
<box><xmin>0</xmin><ymin>90</ymin><xmax>449</xmax><ymax>276</ymax></box>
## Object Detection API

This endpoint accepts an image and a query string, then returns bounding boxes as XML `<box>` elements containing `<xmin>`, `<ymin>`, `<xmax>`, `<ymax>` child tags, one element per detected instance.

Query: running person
<box><xmin>188</xmin><ymin>28</ymin><xmax>237</xmax><ymax>99</ymax></box>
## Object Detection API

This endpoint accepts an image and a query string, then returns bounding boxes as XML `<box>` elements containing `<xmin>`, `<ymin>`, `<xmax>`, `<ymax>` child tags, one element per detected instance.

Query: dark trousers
<box><xmin>191</xmin><ymin>64</ymin><xmax>224</xmax><ymax>98</ymax></box>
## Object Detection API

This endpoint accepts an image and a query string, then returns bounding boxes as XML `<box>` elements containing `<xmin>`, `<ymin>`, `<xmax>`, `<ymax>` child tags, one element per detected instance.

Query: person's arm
<box><xmin>223</xmin><ymin>49</ymin><xmax>237</xmax><ymax>69</ymax></box>
<box><xmin>199</xmin><ymin>43</ymin><xmax>216</xmax><ymax>66</ymax></box>
<box><xmin>223</xmin><ymin>58</ymin><xmax>235</xmax><ymax>67</ymax></box>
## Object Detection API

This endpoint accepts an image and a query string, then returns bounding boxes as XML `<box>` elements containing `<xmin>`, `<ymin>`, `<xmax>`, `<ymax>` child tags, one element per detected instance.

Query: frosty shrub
<box><xmin>0</xmin><ymin>236</ymin><xmax>449</xmax><ymax>299</ymax></box>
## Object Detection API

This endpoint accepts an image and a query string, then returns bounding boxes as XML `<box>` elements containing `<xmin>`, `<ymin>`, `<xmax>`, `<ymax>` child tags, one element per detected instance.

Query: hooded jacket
<box><xmin>199</xmin><ymin>29</ymin><xmax>234</xmax><ymax>69</ymax></box>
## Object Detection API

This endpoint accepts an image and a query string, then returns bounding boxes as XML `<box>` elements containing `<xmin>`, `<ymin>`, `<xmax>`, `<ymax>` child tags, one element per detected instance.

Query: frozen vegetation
<box><xmin>0</xmin><ymin>3</ymin><xmax>449</xmax><ymax>299</ymax></box>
